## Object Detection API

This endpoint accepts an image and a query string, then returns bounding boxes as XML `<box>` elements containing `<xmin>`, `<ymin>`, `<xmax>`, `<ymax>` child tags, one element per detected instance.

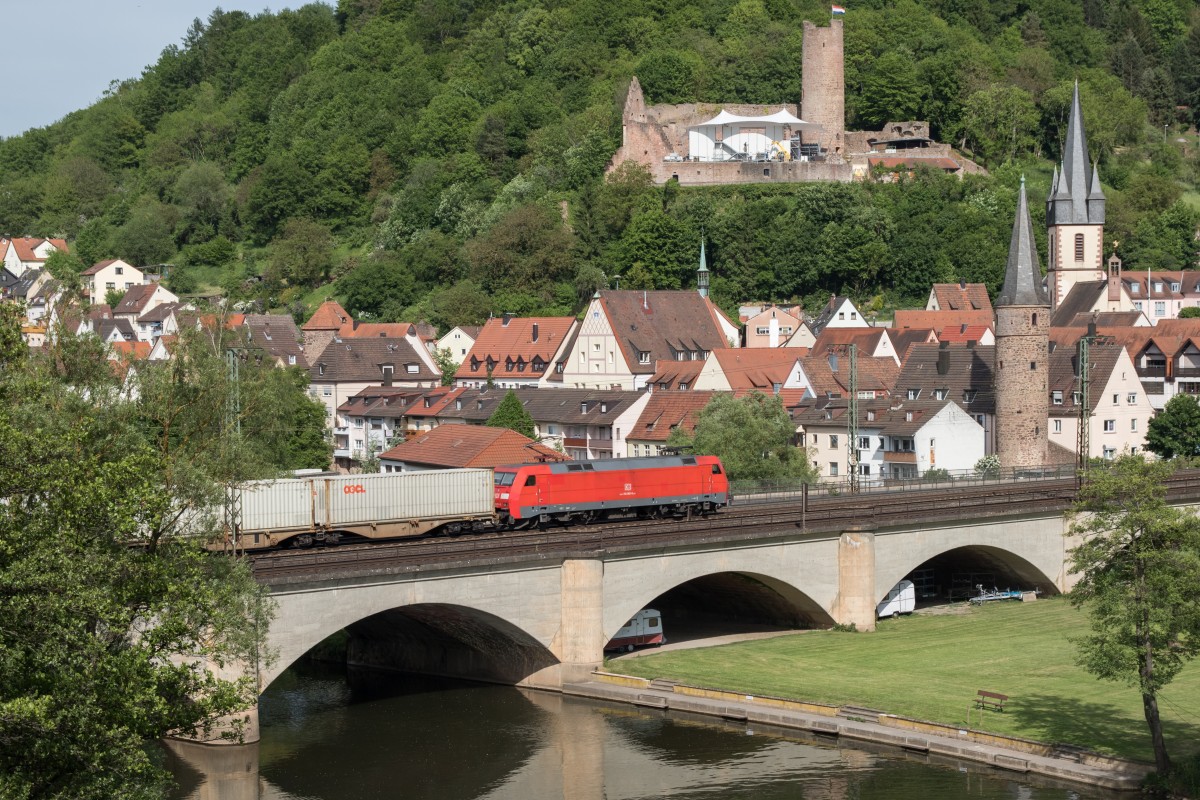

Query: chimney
<box><xmin>936</xmin><ymin>342</ymin><xmax>950</xmax><ymax>375</ymax></box>
<box><xmin>959</xmin><ymin>279</ymin><xmax>966</xmax><ymax>289</ymax></box>
<box><xmin>1087</xmin><ymin>320</ymin><xmax>1098</xmax><ymax>339</ymax></box>
<box><xmin>502</xmin><ymin>313</ymin><xmax>512</xmax><ymax>326</ymax></box>
<box><xmin>532</xmin><ymin>323</ymin><xmax>539</xmax><ymax>342</ymax></box>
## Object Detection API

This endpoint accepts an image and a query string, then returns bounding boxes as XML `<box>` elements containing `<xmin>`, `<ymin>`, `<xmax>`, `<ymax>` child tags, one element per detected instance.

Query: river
<box><xmin>167</xmin><ymin>662</ymin><xmax>1118</xmax><ymax>800</ymax></box>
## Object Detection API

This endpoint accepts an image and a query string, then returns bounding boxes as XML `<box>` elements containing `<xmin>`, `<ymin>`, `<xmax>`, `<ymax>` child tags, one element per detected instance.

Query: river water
<box><xmin>167</xmin><ymin>662</ymin><xmax>1118</xmax><ymax>800</ymax></box>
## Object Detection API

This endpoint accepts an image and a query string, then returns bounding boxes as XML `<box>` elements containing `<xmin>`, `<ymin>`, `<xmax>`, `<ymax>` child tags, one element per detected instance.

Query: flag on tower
<box><xmin>831</xmin><ymin>5</ymin><xmax>846</xmax><ymax>13</ymax></box>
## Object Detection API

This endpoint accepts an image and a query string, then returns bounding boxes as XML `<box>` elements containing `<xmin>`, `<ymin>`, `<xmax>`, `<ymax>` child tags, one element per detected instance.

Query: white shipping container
<box><xmin>323</xmin><ymin>469</ymin><xmax>493</xmax><ymax>528</ymax></box>
<box><xmin>239</xmin><ymin>478</ymin><xmax>317</xmax><ymax>532</ymax></box>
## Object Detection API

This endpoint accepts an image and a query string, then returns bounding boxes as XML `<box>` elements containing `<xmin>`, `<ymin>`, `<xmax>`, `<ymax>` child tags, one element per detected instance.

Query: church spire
<box><xmin>998</xmin><ymin>177</ymin><xmax>1048</xmax><ymax>307</ymax></box>
<box><xmin>697</xmin><ymin>236</ymin><xmax>710</xmax><ymax>298</ymax></box>
<box><xmin>1047</xmin><ymin>81</ymin><xmax>1103</xmax><ymax>226</ymax></box>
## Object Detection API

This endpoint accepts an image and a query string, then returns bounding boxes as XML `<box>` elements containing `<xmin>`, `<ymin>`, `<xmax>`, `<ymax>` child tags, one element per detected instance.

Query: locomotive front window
<box><xmin>495</xmin><ymin>472</ymin><xmax>516</xmax><ymax>487</ymax></box>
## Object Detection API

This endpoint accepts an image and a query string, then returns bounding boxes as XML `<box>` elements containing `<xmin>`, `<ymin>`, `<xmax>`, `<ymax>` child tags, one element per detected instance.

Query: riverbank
<box><xmin>607</xmin><ymin>597</ymin><xmax>1200</xmax><ymax>765</ymax></box>
<box><xmin>562</xmin><ymin>672</ymin><xmax>1149</xmax><ymax>792</ymax></box>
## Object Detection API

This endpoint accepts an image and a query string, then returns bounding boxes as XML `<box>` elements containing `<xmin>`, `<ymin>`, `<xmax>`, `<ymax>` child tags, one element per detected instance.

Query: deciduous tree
<box><xmin>1068</xmin><ymin>455</ymin><xmax>1200</xmax><ymax>777</ymax></box>
<box><xmin>1145</xmin><ymin>393</ymin><xmax>1200</xmax><ymax>459</ymax></box>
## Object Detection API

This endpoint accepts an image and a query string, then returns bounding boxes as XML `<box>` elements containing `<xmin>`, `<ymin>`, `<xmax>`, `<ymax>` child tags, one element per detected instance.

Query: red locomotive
<box><xmin>493</xmin><ymin>455</ymin><xmax>729</xmax><ymax>528</ymax></box>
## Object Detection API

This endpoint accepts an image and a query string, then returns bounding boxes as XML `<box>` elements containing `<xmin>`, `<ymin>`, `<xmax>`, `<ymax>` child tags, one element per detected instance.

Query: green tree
<box><xmin>486</xmin><ymin>389</ymin><xmax>536</xmax><ymax>439</ymax></box>
<box><xmin>113</xmin><ymin>200</ymin><xmax>178</xmax><ymax>267</ymax></box>
<box><xmin>962</xmin><ymin>85</ymin><xmax>1038</xmax><ymax>165</ymax></box>
<box><xmin>0</xmin><ymin>312</ymin><xmax>273</xmax><ymax>800</ymax></box>
<box><xmin>1068</xmin><ymin>456</ymin><xmax>1200</xmax><ymax>777</ymax></box>
<box><xmin>433</xmin><ymin>347</ymin><xmax>457</xmax><ymax>386</ymax></box>
<box><xmin>857</xmin><ymin>50</ymin><xmax>922</xmax><ymax>129</ymax></box>
<box><xmin>1145</xmin><ymin>393</ymin><xmax>1200</xmax><ymax>459</ymax></box>
<box><xmin>670</xmin><ymin>392</ymin><xmax>814</xmax><ymax>483</ymax></box>
<box><xmin>1179</xmin><ymin>307</ymin><xmax>1200</xmax><ymax>319</ymax></box>
<box><xmin>267</xmin><ymin>218</ymin><xmax>334</xmax><ymax>288</ymax></box>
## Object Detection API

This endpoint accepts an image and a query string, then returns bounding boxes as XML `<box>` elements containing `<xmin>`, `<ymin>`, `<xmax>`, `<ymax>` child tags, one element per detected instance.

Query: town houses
<box><xmin>4</xmin><ymin>85</ymin><xmax>1196</xmax><ymax>480</ymax></box>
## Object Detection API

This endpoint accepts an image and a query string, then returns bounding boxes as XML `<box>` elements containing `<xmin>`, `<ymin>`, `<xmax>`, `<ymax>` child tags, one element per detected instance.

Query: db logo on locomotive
<box><xmin>343</xmin><ymin>484</ymin><xmax>366</xmax><ymax>494</ymax></box>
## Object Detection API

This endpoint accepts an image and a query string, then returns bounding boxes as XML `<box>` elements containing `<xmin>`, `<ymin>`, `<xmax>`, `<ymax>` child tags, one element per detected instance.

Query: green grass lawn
<box><xmin>611</xmin><ymin>597</ymin><xmax>1200</xmax><ymax>763</ymax></box>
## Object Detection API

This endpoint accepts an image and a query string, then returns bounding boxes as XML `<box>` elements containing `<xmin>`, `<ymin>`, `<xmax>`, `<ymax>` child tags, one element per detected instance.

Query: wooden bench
<box><xmin>975</xmin><ymin>690</ymin><xmax>1009</xmax><ymax>712</ymax></box>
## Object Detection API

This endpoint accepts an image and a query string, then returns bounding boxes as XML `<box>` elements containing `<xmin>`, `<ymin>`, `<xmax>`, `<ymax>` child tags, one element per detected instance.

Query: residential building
<box><xmin>893</xmin><ymin>308</ymin><xmax>995</xmax><ymax>337</ymax></box>
<box><xmin>436</xmin><ymin>325</ymin><xmax>482</xmax><ymax>366</ymax></box>
<box><xmin>555</xmin><ymin>290</ymin><xmax>737</xmax><ymax>390</ymax></box>
<box><xmin>0</xmin><ymin>237</ymin><xmax>67</xmax><ymax>277</ymax></box>
<box><xmin>895</xmin><ymin>342</ymin><xmax>996</xmax><ymax>453</ymax></box>
<box><xmin>1045</xmin><ymin>340</ymin><xmax>1153</xmax><ymax>461</ymax></box>
<box><xmin>625</xmin><ymin>391</ymin><xmax>716</xmax><ymax>458</ymax></box>
<box><xmin>79</xmin><ymin>259</ymin><xmax>143</xmax><ymax>305</ymax></box>
<box><xmin>806</xmin><ymin>296</ymin><xmax>871</xmax><ymax>335</ymax></box>
<box><xmin>811</xmin><ymin>326</ymin><xmax>901</xmax><ymax>365</ymax></box>
<box><xmin>301</xmin><ymin>299</ymin><xmax>352</xmax><ymax>361</ymax></box>
<box><xmin>243</xmin><ymin>314</ymin><xmax>306</xmax><ymax>368</ymax></box>
<box><xmin>925</xmin><ymin>282</ymin><xmax>992</xmax><ymax>314</ymax></box>
<box><xmin>456</xmin><ymin>315</ymin><xmax>577</xmax><ymax>389</ymax></box>
<box><xmin>113</xmin><ymin>284</ymin><xmax>180</xmax><ymax>339</ymax></box>
<box><xmin>691</xmin><ymin>349</ymin><xmax>809</xmax><ymax>394</ymax></box>
<box><xmin>742</xmin><ymin>304</ymin><xmax>803</xmax><ymax>348</ymax></box>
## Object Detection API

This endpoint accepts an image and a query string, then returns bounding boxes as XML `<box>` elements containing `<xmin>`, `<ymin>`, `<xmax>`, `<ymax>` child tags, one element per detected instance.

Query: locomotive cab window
<box><xmin>711</xmin><ymin>464</ymin><xmax>723</xmax><ymax>475</ymax></box>
<box><xmin>524</xmin><ymin>475</ymin><xmax>537</xmax><ymax>486</ymax></box>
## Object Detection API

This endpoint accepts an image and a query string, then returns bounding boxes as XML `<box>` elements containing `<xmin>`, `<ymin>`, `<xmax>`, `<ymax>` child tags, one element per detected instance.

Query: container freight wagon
<box><xmin>227</xmin><ymin>469</ymin><xmax>495</xmax><ymax>549</ymax></box>
<box><xmin>494</xmin><ymin>455</ymin><xmax>729</xmax><ymax>527</ymax></box>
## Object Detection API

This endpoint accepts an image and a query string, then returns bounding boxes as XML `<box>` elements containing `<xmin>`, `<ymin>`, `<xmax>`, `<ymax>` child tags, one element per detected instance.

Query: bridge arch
<box><xmin>262</xmin><ymin>566</ymin><xmax>566</xmax><ymax>691</ymax></box>
<box><xmin>875</xmin><ymin>515</ymin><xmax>1067</xmax><ymax>607</ymax></box>
<box><xmin>602</xmin><ymin>552</ymin><xmax>838</xmax><ymax>645</ymax></box>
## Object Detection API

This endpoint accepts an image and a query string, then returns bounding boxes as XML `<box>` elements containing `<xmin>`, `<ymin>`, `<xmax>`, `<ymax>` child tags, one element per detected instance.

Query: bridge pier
<box><xmin>834</xmin><ymin>527</ymin><xmax>877</xmax><ymax>632</ymax></box>
<box><xmin>555</xmin><ymin>558</ymin><xmax>606</xmax><ymax>683</ymax></box>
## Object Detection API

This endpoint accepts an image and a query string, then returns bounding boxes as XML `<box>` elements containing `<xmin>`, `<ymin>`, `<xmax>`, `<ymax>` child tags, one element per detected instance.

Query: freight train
<box><xmin>215</xmin><ymin>455</ymin><xmax>730</xmax><ymax>550</ymax></box>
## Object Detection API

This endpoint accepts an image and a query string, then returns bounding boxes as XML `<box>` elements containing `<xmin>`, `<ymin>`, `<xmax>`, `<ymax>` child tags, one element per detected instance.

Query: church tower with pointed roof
<box><xmin>1046</xmin><ymin>81</ymin><xmax>1106</xmax><ymax>310</ymax></box>
<box><xmin>995</xmin><ymin>178</ymin><xmax>1050</xmax><ymax>471</ymax></box>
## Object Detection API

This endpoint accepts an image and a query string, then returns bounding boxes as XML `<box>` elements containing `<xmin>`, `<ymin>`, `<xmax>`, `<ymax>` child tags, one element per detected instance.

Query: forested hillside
<box><xmin>1</xmin><ymin>0</ymin><xmax>1198</xmax><ymax>327</ymax></box>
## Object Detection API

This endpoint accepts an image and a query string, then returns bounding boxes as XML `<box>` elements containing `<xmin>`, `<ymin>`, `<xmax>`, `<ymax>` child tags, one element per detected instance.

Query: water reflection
<box><xmin>168</xmin><ymin>662</ymin><xmax>1115</xmax><ymax>800</ymax></box>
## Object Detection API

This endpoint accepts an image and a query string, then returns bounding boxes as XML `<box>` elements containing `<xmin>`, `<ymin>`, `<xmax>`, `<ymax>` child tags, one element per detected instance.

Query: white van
<box><xmin>876</xmin><ymin>580</ymin><xmax>916</xmax><ymax>619</ymax></box>
<box><xmin>605</xmin><ymin>609</ymin><xmax>665</xmax><ymax>652</ymax></box>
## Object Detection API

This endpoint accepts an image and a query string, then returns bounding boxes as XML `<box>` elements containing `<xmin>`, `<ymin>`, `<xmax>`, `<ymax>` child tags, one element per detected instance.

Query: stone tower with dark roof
<box><xmin>995</xmin><ymin>178</ymin><xmax>1050</xmax><ymax>471</ymax></box>
<box><xmin>1046</xmin><ymin>82</ymin><xmax>1105</xmax><ymax>310</ymax></box>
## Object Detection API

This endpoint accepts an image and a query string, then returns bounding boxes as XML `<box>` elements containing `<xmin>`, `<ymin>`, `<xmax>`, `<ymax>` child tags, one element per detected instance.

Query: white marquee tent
<box><xmin>687</xmin><ymin>109</ymin><xmax>821</xmax><ymax>162</ymax></box>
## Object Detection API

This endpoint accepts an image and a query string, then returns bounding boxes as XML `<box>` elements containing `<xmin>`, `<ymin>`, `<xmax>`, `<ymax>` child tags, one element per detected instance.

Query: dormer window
<box><xmin>1155</xmin><ymin>282</ymin><xmax>1164</xmax><ymax>293</ymax></box>
<box><xmin>581</xmin><ymin>402</ymin><xmax>588</xmax><ymax>413</ymax></box>
<box><xmin>406</xmin><ymin>364</ymin><xmax>419</xmax><ymax>374</ymax></box>
<box><xmin>455</xmin><ymin>399</ymin><xmax>462</xmax><ymax>410</ymax></box>
<box><xmin>907</xmin><ymin>388</ymin><xmax>920</xmax><ymax>400</ymax></box>
<box><xmin>1172</xmin><ymin>283</ymin><xmax>1181</xmax><ymax>292</ymax></box>
<box><xmin>318</xmin><ymin>364</ymin><xmax>326</xmax><ymax>376</ymax></box>
<box><xmin>600</xmin><ymin>402</ymin><xmax>608</xmax><ymax>413</ymax></box>
<box><xmin>471</xmin><ymin>356</ymin><xmax>480</xmax><ymax>370</ymax></box>
<box><xmin>1131</xmin><ymin>284</ymin><xmax>1140</xmax><ymax>294</ymax></box>
<box><xmin>866</xmin><ymin>410</ymin><xmax>875</xmax><ymax>421</ymax></box>
<box><xmin>381</xmin><ymin>365</ymin><xmax>394</xmax><ymax>377</ymax></box>
<box><xmin>678</xmin><ymin>382</ymin><xmax>688</xmax><ymax>390</ymax></box>
<box><xmin>638</xmin><ymin>351</ymin><xmax>650</xmax><ymax>364</ymax></box>
<box><xmin>934</xmin><ymin>389</ymin><xmax>946</xmax><ymax>400</ymax></box>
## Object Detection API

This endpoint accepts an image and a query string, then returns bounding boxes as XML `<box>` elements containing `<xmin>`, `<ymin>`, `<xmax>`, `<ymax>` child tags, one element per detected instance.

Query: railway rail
<box><xmin>252</xmin><ymin>469</ymin><xmax>1200</xmax><ymax>583</ymax></box>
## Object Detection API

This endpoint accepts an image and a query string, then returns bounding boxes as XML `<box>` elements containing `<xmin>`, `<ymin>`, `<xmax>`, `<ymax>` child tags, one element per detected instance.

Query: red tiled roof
<box><xmin>302</xmin><ymin>299</ymin><xmax>351</xmax><ymax>331</ymax></box>
<box><xmin>936</xmin><ymin>324</ymin><xmax>992</xmax><ymax>343</ymax></box>
<box><xmin>893</xmin><ymin>309</ymin><xmax>994</xmax><ymax>334</ymax></box>
<box><xmin>647</xmin><ymin>359</ymin><xmax>704</xmax><ymax>389</ymax></box>
<box><xmin>379</xmin><ymin>424</ymin><xmax>567</xmax><ymax>468</ymax></box>
<box><xmin>930</xmin><ymin>283</ymin><xmax>992</xmax><ymax>312</ymax></box>
<box><xmin>339</xmin><ymin>321</ymin><xmax>416</xmax><ymax>338</ymax></box>
<box><xmin>629</xmin><ymin>391</ymin><xmax>717</xmax><ymax>442</ymax></box>
<box><xmin>801</xmin><ymin>352</ymin><xmax>899</xmax><ymax>397</ymax></box>
<box><xmin>81</xmin><ymin>259</ymin><xmax>120</xmax><ymax>276</ymax></box>
<box><xmin>398</xmin><ymin>387</ymin><xmax>466</xmax><ymax>417</ymax></box>
<box><xmin>598</xmin><ymin>290</ymin><xmax>732</xmax><ymax>374</ymax></box>
<box><xmin>455</xmin><ymin>316</ymin><xmax>575</xmax><ymax>380</ymax></box>
<box><xmin>109</xmin><ymin>341</ymin><xmax>151</xmax><ymax>359</ymax></box>
<box><xmin>709</xmin><ymin>349</ymin><xmax>804</xmax><ymax>390</ymax></box>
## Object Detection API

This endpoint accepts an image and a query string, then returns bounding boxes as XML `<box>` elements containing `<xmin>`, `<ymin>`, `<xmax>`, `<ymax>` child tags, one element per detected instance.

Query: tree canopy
<box><xmin>1068</xmin><ymin>455</ymin><xmax>1200</xmax><ymax>778</ymax></box>
<box><xmin>0</xmin><ymin>305</ymin><xmax>335</xmax><ymax>798</ymax></box>
<box><xmin>0</xmin><ymin>0</ymin><xmax>1195</xmax><ymax>322</ymax></box>
<box><xmin>1145</xmin><ymin>393</ymin><xmax>1200</xmax><ymax>460</ymax></box>
<box><xmin>669</xmin><ymin>391</ymin><xmax>816</xmax><ymax>483</ymax></box>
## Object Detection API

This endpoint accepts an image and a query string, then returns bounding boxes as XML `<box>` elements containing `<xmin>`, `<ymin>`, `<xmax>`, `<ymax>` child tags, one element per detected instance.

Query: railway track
<box><xmin>253</xmin><ymin>469</ymin><xmax>1200</xmax><ymax>583</ymax></box>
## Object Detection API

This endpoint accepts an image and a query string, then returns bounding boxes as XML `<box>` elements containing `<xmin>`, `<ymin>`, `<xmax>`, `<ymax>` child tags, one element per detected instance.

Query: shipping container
<box><xmin>240</xmin><ymin>477</ymin><xmax>316</xmax><ymax>532</ymax></box>
<box><xmin>322</xmin><ymin>470</ymin><xmax>493</xmax><ymax>527</ymax></box>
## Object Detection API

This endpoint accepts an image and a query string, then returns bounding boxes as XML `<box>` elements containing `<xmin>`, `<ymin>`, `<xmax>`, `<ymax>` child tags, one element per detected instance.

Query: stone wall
<box><xmin>660</xmin><ymin>158</ymin><xmax>852</xmax><ymax>186</ymax></box>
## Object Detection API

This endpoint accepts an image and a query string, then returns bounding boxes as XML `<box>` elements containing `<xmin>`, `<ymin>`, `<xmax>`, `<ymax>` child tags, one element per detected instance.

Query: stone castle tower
<box><xmin>995</xmin><ymin>178</ymin><xmax>1050</xmax><ymax>471</ymax></box>
<box><xmin>1045</xmin><ymin>82</ymin><xmax>1105</xmax><ymax>310</ymax></box>
<box><xmin>801</xmin><ymin>18</ymin><xmax>845</xmax><ymax>155</ymax></box>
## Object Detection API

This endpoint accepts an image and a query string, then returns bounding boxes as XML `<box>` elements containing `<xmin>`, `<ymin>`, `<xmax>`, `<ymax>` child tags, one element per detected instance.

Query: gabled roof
<box><xmin>338</xmin><ymin>320</ymin><xmax>416</xmax><ymax>338</ymax></box>
<box><xmin>403</xmin><ymin>387</ymin><xmax>468</xmax><ymax>418</ymax></box>
<box><xmin>800</xmin><ymin>351</ymin><xmax>899</xmax><ymax>398</ymax></box>
<box><xmin>936</xmin><ymin>324</ymin><xmax>992</xmax><ymax>344</ymax></box>
<box><xmin>339</xmin><ymin>386</ymin><xmax>427</xmax><ymax>420</ymax></box>
<box><xmin>648</xmin><ymin>360</ymin><xmax>705</xmax><ymax>390</ymax></box>
<box><xmin>1060</xmin><ymin>311</ymin><xmax>1143</xmax><ymax>328</ymax></box>
<box><xmin>1050</xmin><ymin>281</ymin><xmax>1112</xmax><ymax>327</ymax></box>
<box><xmin>893</xmin><ymin>309</ymin><xmax>995</xmax><ymax>334</ymax></box>
<box><xmin>309</xmin><ymin>337</ymin><xmax>439</xmax><ymax>383</ymax></box>
<box><xmin>81</xmin><ymin>258</ymin><xmax>134</xmax><ymax>277</ymax></box>
<box><xmin>929</xmin><ymin>283</ymin><xmax>992</xmax><ymax>312</ymax></box>
<box><xmin>1046</xmin><ymin>339</ymin><xmax>1123</xmax><ymax>416</ymax></box>
<box><xmin>96</xmin><ymin>318</ymin><xmax>136</xmax><ymax>342</ymax></box>
<box><xmin>597</xmin><ymin>290</ymin><xmax>732</xmax><ymax>375</ymax></box>
<box><xmin>628</xmin><ymin>391</ymin><xmax>717</xmax><ymax>442</ymax></box>
<box><xmin>138</xmin><ymin>301</ymin><xmax>181</xmax><ymax>324</ymax></box>
<box><xmin>113</xmin><ymin>284</ymin><xmax>159</xmax><ymax>315</ymax></box>
<box><xmin>2</xmin><ymin>237</ymin><xmax>66</xmax><ymax>263</ymax></box>
<box><xmin>889</xmin><ymin>328</ymin><xmax>938</xmax><ymax>361</ymax></box>
<box><xmin>456</xmin><ymin>316</ymin><xmax>576</xmax><ymax>380</ymax></box>
<box><xmin>302</xmin><ymin>299</ymin><xmax>351</xmax><ymax>331</ymax></box>
<box><xmin>894</xmin><ymin>343</ymin><xmax>995</xmax><ymax>414</ymax></box>
<box><xmin>709</xmin><ymin>348</ymin><xmax>803</xmax><ymax>390</ymax></box>
<box><xmin>243</xmin><ymin>314</ymin><xmax>306</xmax><ymax>366</ymax></box>
<box><xmin>792</xmin><ymin>397</ymin><xmax>967</xmax><ymax>437</ymax></box>
<box><xmin>379</xmin><ymin>425</ymin><xmax>567</xmax><ymax>468</ymax></box>
<box><xmin>811</xmin><ymin>327</ymin><xmax>893</xmax><ymax>359</ymax></box>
